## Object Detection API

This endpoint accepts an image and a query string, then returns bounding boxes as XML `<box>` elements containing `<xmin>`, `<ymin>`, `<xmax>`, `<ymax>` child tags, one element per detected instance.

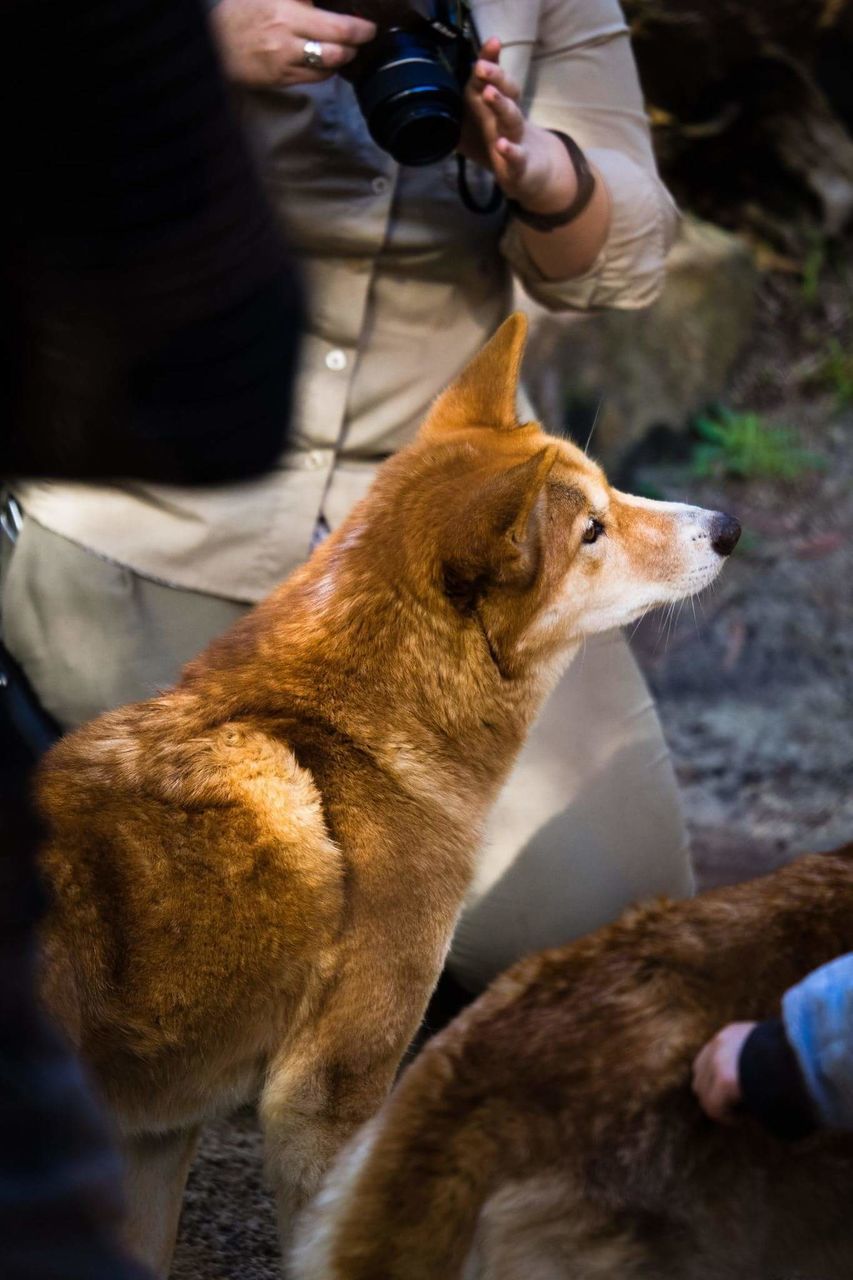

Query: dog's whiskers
<box><xmin>627</xmin><ymin>613</ymin><xmax>646</xmax><ymax>644</ymax></box>
<box><xmin>654</xmin><ymin>601</ymin><xmax>675</xmax><ymax>654</ymax></box>
<box><xmin>582</xmin><ymin>396</ymin><xmax>603</xmax><ymax>457</ymax></box>
<box><xmin>663</xmin><ymin>602</ymin><xmax>676</xmax><ymax>654</ymax></box>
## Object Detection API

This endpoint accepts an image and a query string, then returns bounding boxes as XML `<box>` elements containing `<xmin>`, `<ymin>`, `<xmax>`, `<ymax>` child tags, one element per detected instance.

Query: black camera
<box><xmin>323</xmin><ymin>1</ymin><xmax>479</xmax><ymax>167</ymax></box>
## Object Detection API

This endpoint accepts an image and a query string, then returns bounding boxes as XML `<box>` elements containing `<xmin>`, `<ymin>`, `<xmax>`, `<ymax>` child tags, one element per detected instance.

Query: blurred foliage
<box><xmin>690</xmin><ymin>408</ymin><xmax>827</xmax><ymax>480</ymax></box>
<box><xmin>801</xmin><ymin>235</ymin><xmax>828</xmax><ymax>307</ymax></box>
<box><xmin>820</xmin><ymin>338</ymin><xmax>853</xmax><ymax>405</ymax></box>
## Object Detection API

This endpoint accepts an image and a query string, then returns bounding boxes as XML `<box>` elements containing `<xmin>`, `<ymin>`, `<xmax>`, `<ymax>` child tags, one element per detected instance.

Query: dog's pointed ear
<box><xmin>443</xmin><ymin>445</ymin><xmax>559</xmax><ymax>609</ymax></box>
<box><xmin>425</xmin><ymin>312</ymin><xmax>529</xmax><ymax>435</ymax></box>
<box><xmin>489</xmin><ymin>445</ymin><xmax>558</xmax><ymax>548</ymax></box>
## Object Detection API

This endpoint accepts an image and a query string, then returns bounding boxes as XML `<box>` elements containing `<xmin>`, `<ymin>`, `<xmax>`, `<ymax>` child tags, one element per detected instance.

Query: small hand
<box><xmin>211</xmin><ymin>0</ymin><xmax>376</xmax><ymax>88</ymax></box>
<box><xmin>459</xmin><ymin>37</ymin><xmax>576</xmax><ymax>212</ymax></box>
<box><xmin>692</xmin><ymin>1022</ymin><xmax>757</xmax><ymax>1123</ymax></box>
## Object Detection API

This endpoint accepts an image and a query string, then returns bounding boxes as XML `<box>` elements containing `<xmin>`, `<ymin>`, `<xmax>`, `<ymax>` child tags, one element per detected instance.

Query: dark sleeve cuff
<box><xmin>738</xmin><ymin>1018</ymin><xmax>817</xmax><ymax>1142</ymax></box>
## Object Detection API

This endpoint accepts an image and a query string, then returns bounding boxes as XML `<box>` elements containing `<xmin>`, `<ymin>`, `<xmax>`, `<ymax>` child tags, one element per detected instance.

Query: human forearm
<box><xmin>692</xmin><ymin>1015</ymin><xmax>818</xmax><ymax>1141</ymax></box>
<box><xmin>510</xmin><ymin>131</ymin><xmax>612</xmax><ymax>281</ymax></box>
<box><xmin>782</xmin><ymin>953</ymin><xmax>853</xmax><ymax>1130</ymax></box>
<box><xmin>738</xmin><ymin>1019</ymin><xmax>817</xmax><ymax>1140</ymax></box>
<box><xmin>461</xmin><ymin>45</ymin><xmax>612</xmax><ymax>283</ymax></box>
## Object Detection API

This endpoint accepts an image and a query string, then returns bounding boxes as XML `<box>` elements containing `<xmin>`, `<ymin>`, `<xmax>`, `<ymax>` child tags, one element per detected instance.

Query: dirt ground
<box><xmin>172</xmin><ymin>267</ymin><xmax>853</xmax><ymax>1278</ymax></box>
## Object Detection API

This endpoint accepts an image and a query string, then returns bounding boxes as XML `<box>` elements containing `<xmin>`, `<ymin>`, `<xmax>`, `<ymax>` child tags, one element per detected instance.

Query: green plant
<box><xmin>820</xmin><ymin>338</ymin><xmax>853</xmax><ymax>407</ymax></box>
<box><xmin>690</xmin><ymin>408</ymin><xmax>825</xmax><ymax>481</ymax></box>
<box><xmin>633</xmin><ymin>481</ymin><xmax>668</xmax><ymax>502</ymax></box>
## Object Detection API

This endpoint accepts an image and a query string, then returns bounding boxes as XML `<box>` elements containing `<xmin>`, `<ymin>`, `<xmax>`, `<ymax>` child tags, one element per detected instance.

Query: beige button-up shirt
<box><xmin>18</xmin><ymin>0</ymin><xmax>678</xmax><ymax>602</ymax></box>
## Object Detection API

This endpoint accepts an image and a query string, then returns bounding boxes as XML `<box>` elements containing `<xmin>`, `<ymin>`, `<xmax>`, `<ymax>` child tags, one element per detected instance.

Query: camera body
<box><xmin>321</xmin><ymin>2</ymin><xmax>478</xmax><ymax>167</ymax></box>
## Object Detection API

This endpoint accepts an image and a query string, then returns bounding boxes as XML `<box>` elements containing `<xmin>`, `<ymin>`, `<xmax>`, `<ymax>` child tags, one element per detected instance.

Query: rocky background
<box><xmin>521</xmin><ymin>0</ymin><xmax>853</xmax><ymax>888</ymax></box>
<box><xmin>173</xmin><ymin>4</ymin><xmax>853</xmax><ymax>1274</ymax></box>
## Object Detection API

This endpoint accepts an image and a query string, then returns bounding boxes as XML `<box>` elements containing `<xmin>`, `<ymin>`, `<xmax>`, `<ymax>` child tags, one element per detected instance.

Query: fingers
<box><xmin>460</xmin><ymin>33</ymin><xmax>532</xmax><ymax>189</ymax></box>
<box><xmin>212</xmin><ymin>0</ymin><xmax>376</xmax><ymax>87</ymax></box>
<box><xmin>472</xmin><ymin>85</ymin><xmax>525</xmax><ymax>191</ymax></box>
<box><xmin>691</xmin><ymin>1025</ymin><xmax>751</xmax><ymax>1124</ymax></box>
<box><xmin>478</xmin><ymin>35</ymin><xmax>502</xmax><ymax>65</ymax></box>
<box><xmin>288</xmin><ymin>0</ymin><xmax>377</xmax><ymax>76</ymax></box>
<box><xmin>289</xmin><ymin>36</ymin><xmax>359</xmax><ymax>72</ymax></box>
<box><xmin>467</xmin><ymin>46</ymin><xmax>524</xmax><ymax>156</ymax></box>
<box><xmin>493</xmin><ymin>136</ymin><xmax>526</xmax><ymax>184</ymax></box>
<box><xmin>691</xmin><ymin>1043</ymin><xmax>729</xmax><ymax>1122</ymax></box>
<box><xmin>482</xmin><ymin>84</ymin><xmax>524</xmax><ymax>140</ymax></box>
<box><xmin>286</xmin><ymin>0</ymin><xmax>377</xmax><ymax>78</ymax></box>
<box><xmin>474</xmin><ymin>58</ymin><xmax>521</xmax><ymax>104</ymax></box>
<box><xmin>285</xmin><ymin>63</ymin><xmax>335</xmax><ymax>83</ymax></box>
<box><xmin>292</xmin><ymin>3</ymin><xmax>377</xmax><ymax>48</ymax></box>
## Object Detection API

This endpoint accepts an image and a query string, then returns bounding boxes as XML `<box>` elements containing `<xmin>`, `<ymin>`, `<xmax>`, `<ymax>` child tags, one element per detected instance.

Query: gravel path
<box><xmin>173</xmin><ymin>1110</ymin><xmax>275</xmax><ymax>1280</ymax></box>
<box><xmin>172</xmin><ymin>272</ymin><xmax>853</xmax><ymax>1278</ymax></box>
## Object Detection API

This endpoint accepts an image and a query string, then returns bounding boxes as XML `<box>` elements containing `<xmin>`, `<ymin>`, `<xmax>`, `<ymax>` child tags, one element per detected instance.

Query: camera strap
<box><xmin>456</xmin><ymin>155</ymin><xmax>504</xmax><ymax>216</ymax></box>
<box><xmin>451</xmin><ymin>2</ymin><xmax>503</xmax><ymax>215</ymax></box>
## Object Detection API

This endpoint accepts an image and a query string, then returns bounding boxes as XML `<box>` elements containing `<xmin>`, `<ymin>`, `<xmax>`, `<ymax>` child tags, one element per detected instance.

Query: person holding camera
<box><xmin>3</xmin><ymin>0</ymin><xmax>685</xmax><ymax>996</ymax></box>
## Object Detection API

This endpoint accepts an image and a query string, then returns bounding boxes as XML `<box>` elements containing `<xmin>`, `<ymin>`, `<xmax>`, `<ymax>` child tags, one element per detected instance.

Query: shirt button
<box><xmin>325</xmin><ymin>348</ymin><xmax>347</xmax><ymax>372</ymax></box>
<box><xmin>307</xmin><ymin>449</ymin><xmax>327</xmax><ymax>469</ymax></box>
<box><xmin>372</xmin><ymin>175</ymin><xmax>390</xmax><ymax>195</ymax></box>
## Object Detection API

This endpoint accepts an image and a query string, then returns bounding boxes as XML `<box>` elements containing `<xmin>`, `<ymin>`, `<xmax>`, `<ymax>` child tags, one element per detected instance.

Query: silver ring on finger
<box><xmin>302</xmin><ymin>39</ymin><xmax>325</xmax><ymax>70</ymax></box>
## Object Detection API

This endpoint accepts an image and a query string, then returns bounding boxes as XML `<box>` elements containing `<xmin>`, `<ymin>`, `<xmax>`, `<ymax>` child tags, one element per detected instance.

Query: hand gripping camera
<box><xmin>322</xmin><ymin>1</ymin><xmax>480</xmax><ymax>167</ymax></box>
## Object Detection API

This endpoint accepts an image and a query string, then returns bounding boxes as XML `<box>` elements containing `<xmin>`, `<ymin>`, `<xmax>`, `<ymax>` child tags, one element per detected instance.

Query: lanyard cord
<box><xmin>451</xmin><ymin>2</ymin><xmax>503</xmax><ymax>215</ymax></box>
<box><xmin>456</xmin><ymin>154</ymin><xmax>504</xmax><ymax>215</ymax></box>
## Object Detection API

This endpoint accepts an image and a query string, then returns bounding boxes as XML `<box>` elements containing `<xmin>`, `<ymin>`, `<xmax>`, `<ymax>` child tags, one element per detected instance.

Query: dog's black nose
<box><xmin>710</xmin><ymin>514</ymin><xmax>741</xmax><ymax>557</ymax></box>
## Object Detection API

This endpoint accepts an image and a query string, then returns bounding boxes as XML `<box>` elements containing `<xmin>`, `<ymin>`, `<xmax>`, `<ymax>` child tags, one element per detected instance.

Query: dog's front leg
<box><xmin>120</xmin><ymin>1126</ymin><xmax>201</xmax><ymax>1277</ymax></box>
<box><xmin>260</xmin><ymin>964</ymin><xmax>432</xmax><ymax>1272</ymax></box>
<box><xmin>260</xmin><ymin>1046</ymin><xmax>400</xmax><ymax>1272</ymax></box>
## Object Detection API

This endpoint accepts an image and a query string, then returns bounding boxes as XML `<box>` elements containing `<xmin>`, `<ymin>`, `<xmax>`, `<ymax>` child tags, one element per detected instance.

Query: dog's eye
<box><xmin>583</xmin><ymin>518</ymin><xmax>604</xmax><ymax>545</ymax></box>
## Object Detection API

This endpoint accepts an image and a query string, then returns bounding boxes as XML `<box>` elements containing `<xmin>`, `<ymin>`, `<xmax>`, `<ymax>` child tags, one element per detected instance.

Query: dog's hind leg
<box><xmin>119</xmin><ymin>1126</ymin><xmax>200</xmax><ymax>1277</ymax></box>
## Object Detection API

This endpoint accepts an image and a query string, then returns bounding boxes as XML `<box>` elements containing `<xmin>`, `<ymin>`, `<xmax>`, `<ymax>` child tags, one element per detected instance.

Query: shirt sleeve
<box><xmin>737</xmin><ymin>1018</ymin><xmax>817</xmax><ymax>1141</ymax></box>
<box><xmin>501</xmin><ymin>0</ymin><xmax>679</xmax><ymax>312</ymax></box>
<box><xmin>782</xmin><ymin>952</ymin><xmax>853</xmax><ymax>1130</ymax></box>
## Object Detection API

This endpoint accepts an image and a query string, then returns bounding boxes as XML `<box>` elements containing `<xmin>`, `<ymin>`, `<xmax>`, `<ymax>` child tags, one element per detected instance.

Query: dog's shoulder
<box><xmin>37</xmin><ymin>693</ymin><xmax>343</xmax><ymax>913</ymax></box>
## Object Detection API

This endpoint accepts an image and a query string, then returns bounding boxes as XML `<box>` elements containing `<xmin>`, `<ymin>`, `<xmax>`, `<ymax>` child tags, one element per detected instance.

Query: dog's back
<box><xmin>293</xmin><ymin>848</ymin><xmax>853</xmax><ymax>1279</ymax></box>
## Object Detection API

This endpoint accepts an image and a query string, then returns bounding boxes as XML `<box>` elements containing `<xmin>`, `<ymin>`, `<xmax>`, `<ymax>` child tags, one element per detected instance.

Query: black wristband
<box><xmin>738</xmin><ymin>1019</ymin><xmax>818</xmax><ymax>1142</ymax></box>
<box><xmin>506</xmin><ymin>131</ymin><xmax>596</xmax><ymax>232</ymax></box>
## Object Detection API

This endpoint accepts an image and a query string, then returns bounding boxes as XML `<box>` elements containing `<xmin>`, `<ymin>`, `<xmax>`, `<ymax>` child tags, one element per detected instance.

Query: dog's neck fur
<box><xmin>180</xmin><ymin>508</ymin><xmax>573</xmax><ymax>852</ymax></box>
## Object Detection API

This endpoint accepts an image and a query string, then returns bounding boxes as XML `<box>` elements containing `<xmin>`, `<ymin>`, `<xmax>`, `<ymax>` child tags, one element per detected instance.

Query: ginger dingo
<box><xmin>38</xmin><ymin>313</ymin><xmax>739</xmax><ymax>1273</ymax></box>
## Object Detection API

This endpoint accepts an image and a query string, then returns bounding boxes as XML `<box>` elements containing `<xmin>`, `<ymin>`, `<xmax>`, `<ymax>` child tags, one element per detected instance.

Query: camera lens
<box><xmin>353</xmin><ymin>27</ymin><xmax>465</xmax><ymax>166</ymax></box>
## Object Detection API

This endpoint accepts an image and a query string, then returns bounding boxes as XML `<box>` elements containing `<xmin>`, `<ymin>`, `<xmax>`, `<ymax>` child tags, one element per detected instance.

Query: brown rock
<box><xmin>522</xmin><ymin>218</ymin><xmax>759</xmax><ymax>465</ymax></box>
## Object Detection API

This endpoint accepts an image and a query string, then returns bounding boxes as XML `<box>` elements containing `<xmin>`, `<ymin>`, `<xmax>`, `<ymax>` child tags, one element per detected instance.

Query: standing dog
<box><xmin>36</xmin><ymin>313</ymin><xmax>740</xmax><ymax>1274</ymax></box>
<box><xmin>293</xmin><ymin>849</ymin><xmax>853</xmax><ymax>1280</ymax></box>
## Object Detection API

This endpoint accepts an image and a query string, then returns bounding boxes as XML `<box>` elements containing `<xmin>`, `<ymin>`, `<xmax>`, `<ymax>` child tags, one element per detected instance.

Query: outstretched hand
<box><xmin>459</xmin><ymin>37</ymin><xmax>576</xmax><ymax>212</ymax></box>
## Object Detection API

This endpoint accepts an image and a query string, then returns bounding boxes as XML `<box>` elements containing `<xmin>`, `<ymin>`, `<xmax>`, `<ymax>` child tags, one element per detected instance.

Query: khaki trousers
<box><xmin>2</xmin><ymin>517</ymin><xmax>692</xmax><ymax>992</ymax></box>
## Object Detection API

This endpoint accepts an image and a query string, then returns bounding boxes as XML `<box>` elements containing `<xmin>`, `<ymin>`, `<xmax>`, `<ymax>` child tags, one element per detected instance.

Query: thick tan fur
<box><xmin>36</xmin><ymin>314</ymin><xmax>736</xmax><ymax>1274</ymax></box>
<box><xmin>293</xmin><ymin>848</ymin><xmax>853</xmax><ymax>1280</ymax></box>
